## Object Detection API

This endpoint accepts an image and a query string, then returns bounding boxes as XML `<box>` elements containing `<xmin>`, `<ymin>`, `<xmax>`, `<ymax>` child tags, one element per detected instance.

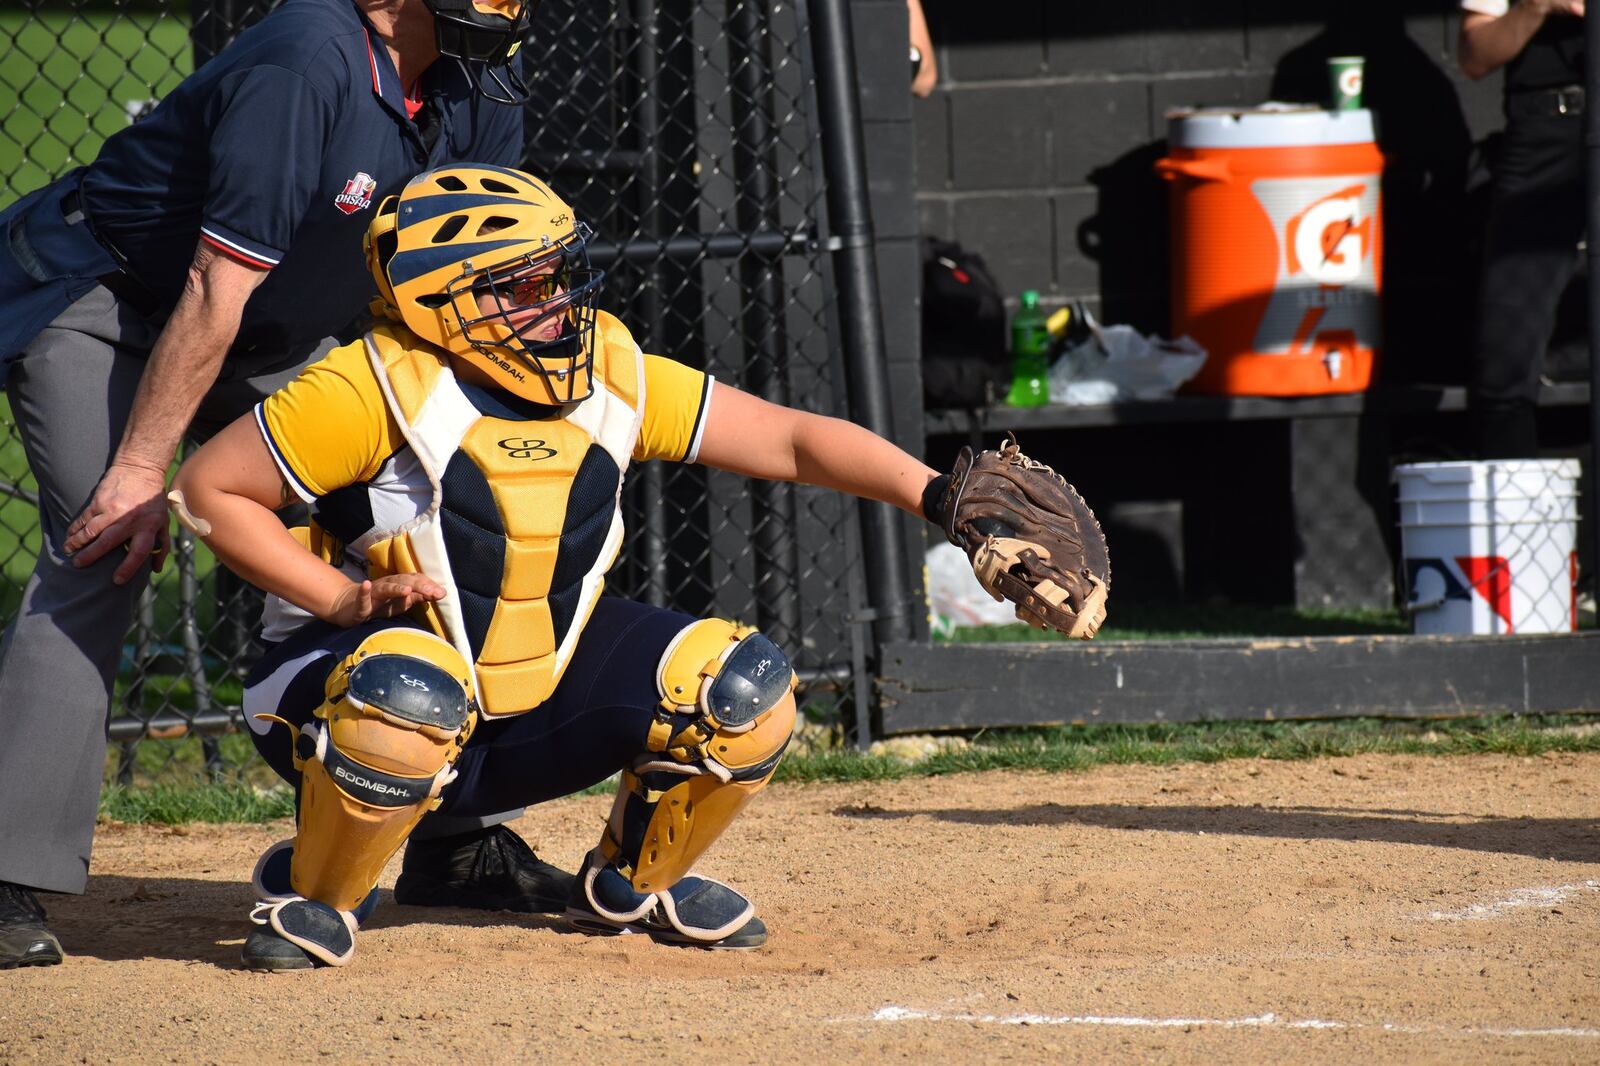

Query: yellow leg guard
<box><xmin>600</xmin><ymin>619</ymin><xmax>797</xmax><ymax>893</ymax></box>
<box><xmin>287</xmin><ymin>628</ymin><xmax>477</xmax><ymax>913</ymax></box>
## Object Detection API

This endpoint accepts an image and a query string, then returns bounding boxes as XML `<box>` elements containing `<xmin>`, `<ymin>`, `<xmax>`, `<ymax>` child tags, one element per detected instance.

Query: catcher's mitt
<box><xmin>926</xmin><ymin>434</ymin><xmax>1110</xmax><ymax>638</ymax></box>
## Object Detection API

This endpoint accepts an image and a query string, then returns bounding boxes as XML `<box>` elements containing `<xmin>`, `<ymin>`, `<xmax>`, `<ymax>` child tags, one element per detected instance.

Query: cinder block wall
<box><xmin>911</xmin><ymin>1</ymin><xmax>1506</xmax><ymax>385</ymax></box>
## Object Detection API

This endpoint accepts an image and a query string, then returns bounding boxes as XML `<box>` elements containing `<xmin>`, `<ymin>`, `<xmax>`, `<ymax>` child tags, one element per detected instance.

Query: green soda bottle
<box><xmin>1005</xmin><ymin>289</ymin><xmax>1050</xmax><ymax>407</ymax></box>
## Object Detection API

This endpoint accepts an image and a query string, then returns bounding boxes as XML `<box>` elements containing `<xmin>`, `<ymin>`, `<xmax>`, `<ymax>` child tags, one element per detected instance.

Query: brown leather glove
<box><xmin>925</xmin><ymin>434</ymin><xmax>1110</xmax><ymax>638</ymax></box>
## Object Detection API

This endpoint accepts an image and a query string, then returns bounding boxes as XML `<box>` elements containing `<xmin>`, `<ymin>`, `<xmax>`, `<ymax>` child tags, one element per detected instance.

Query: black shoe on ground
<box><xmin>0</xmin><ymin>882</ymin><xmax>64</xmax><ymax>968</ymax></box>
<box><xmin>393</xmin><ymin>825</ymin><xmax>573</xmax><ymax>914</ymax></box>
<box><xmin>240</xmin><ymin>927</ymin><xmax>315</xmax><ymax>972</ymax></box>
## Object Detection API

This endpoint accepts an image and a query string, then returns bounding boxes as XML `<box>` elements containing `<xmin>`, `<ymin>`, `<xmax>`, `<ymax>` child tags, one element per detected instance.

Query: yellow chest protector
<box><xmin>357</xmin><ymin>314</ymin><xmax>646</xmax><ymax>716</ymax></box>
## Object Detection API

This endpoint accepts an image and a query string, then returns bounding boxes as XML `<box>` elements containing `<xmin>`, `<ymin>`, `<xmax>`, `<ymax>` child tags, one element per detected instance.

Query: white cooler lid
<box><xmin>1166</xmin><ymin>104</ymin><xmax>1376</xmax><ymax>149</ymax></box>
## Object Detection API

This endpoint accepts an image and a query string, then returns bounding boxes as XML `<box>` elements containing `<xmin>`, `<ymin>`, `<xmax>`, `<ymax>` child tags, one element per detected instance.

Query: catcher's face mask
<box><xmin>368</xmin><ymin>164</ymin><xmax>605</xmax><ymax>407</ymax></box>
<box><xmin>451</xmin><ymin>229</ymin><xmax>603</xmax><ymax>406</ymax></box>
<box><xmin>422</xmin><ymin>0</ymin><xmax>538</xmax><ymax>104</ymax></box>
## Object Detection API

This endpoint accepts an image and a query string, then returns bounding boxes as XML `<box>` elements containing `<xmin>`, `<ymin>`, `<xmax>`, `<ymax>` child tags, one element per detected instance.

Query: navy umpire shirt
<box><xmin>78</xmin><ymin>0</ymin><xmax>523</xmax><ymax>358</ymax></box>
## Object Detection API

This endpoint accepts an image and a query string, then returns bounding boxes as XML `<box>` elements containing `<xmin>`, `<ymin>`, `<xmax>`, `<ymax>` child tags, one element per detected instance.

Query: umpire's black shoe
<box><xmin>393</xmin><ymin>825</ymin><xmax>573</xmax><ymax>914</ymax></box>
<box><xmin>0</xmin><ymin>882</ymin><xmax>64</xmax><ymax>968</ymax></box>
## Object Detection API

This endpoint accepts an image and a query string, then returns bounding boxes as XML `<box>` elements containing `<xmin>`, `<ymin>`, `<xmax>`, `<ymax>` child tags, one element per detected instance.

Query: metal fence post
<box><xmin>1587</xmin><ymin>8</ymin><xmax>1600</xmax><ymax>604</ymax></box>
<box><xmin>628</xmin><ymin>0</ymin><xmax>671</xmax><ymax>607</ymax></box>
<box><xmin>806</xmin><ymin>0</ymin><xmax>914</xmax><ymax>745</ymax></box>
<box><xmin>729</xmin><ymin>0</ymin><xmax>803</xmax><ymax>652</ymax></box>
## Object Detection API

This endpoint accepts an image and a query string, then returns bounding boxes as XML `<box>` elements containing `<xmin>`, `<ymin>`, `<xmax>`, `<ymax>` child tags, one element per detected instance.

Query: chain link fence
<box><xmin>0</xmin><ymin>0</ymin><xmax>873</xmax><ymax>786</ymax></box>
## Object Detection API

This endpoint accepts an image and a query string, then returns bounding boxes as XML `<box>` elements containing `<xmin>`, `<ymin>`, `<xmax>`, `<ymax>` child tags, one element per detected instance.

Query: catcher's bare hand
<box><xmin>326</xmin><ymin>573</ymin><xmax>446</xmax><ymax>627</ymax></box>
<box><xmin>924</xmin><ymin>433</ymin><xmax>1110</xmax><ymax>638</ymax></box>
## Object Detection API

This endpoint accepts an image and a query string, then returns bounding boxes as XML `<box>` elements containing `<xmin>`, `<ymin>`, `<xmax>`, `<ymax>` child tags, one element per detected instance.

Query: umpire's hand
<box><xmin>64</xmin><ymin>460</ymin><xmax>172</xmax><ymax>585</ymax></box>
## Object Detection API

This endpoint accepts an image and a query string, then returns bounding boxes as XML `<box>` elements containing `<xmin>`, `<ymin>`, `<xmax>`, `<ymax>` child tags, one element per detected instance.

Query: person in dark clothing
<box><xmin>0</xmin><ymin>0</ymin><xmax>573</xmax><ymax>971</ymax></box>
<box><xmin>1460</xmin><ymin>0</ymin><xmax>1587</xmax><ymax>458</ymax></box>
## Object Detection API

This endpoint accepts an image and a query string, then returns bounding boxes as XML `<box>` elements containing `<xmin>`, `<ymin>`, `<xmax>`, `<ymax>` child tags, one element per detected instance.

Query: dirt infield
<box><xmin>4</xmin><ymin>751</ymin><xmax>1599</xmax><ymax>1064</ymax></box>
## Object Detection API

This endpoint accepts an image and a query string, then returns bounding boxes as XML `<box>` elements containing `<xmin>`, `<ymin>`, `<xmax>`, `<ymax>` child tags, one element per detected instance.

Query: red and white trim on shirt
<box><xmin>363</xmin><ymin>29</ymin><xmax>384</xmax><ymax>96</ymax></box>
<box><xmin>200</xmin><ymin>228</ymin><xmax>280</xmax><ymax>269</ymax></box>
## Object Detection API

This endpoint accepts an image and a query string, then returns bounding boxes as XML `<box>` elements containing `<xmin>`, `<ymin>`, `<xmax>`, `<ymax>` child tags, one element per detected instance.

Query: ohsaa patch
<box><xmin>334</xmin><ymin>172</ymin><xmax>378</xmax><ymax>216</ymax></box>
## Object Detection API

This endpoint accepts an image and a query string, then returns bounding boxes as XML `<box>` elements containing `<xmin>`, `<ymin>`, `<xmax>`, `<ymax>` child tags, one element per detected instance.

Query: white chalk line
<box><xmin>1423</xmin><ymin>880</ymin><xmax>1600</xmax><ymax>921</ymax></box>
<box><xmin>841</xmin><ymin>1006</ymin><xmax>1600</xmax><ymax>1039</ymax></box>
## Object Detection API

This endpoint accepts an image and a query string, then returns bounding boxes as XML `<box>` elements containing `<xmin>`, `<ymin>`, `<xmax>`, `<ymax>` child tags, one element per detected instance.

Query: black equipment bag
<box><xmin>920</xmin><ymin>236</ymin><xmax>1008</xmax><ymax>408</ymax></box>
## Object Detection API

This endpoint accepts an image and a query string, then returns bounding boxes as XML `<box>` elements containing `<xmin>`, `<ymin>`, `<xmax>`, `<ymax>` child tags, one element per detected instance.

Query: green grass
<box><xmin>113</xmin><ymin>667</ymin><xmax>245</xmax><ymax>717</ymax></box>
<box><xmin>97</xmin><ymin>728</ymin><xmax>622</xmax><ymax>820</ymax></box>
<box><xmin>103</xmin><ymin>730</ymin><xmax>270</xmax><ymax>790</ymax></box>
<box><xmin>772</xmin><ymin>714</ymin><xmax>1600</xmax><ymax>784</ymax></box>
<box><xmin>100</xmin><ymin>781</ymin><xmax>293</xmax><ymax>825</ymax></box>
<box><xmin>96</xmin><ymin>713</ymin><xmax>1600</xmax><ymax>823</ymax></box>
<box><xmin>0</xmin><ymin>9</ymin><xmax>193</xmax><ymax>208</ymax></box>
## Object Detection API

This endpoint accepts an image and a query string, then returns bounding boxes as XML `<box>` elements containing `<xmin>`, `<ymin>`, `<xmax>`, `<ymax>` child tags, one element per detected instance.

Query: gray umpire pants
<box><xmin>0</xmin><ymin>287</ymin><xmax>506</xmax><ymax>896</ymax></box>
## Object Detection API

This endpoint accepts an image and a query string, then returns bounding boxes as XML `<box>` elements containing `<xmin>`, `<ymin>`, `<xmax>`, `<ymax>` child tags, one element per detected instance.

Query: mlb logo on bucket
<box><xmin>1407</xmin><ymin>556</ymin><xmax>1512</xmax><ymax>630</ymax></box>
<box><xmin>1396</xmin><ymin>459</ymin><xmax>1581</xmax><ymax>636</ymax></box>
<box><xmin>334</xmin><ymin>172</ymin><xmax>378</xmax><ymax>215</ymax></box>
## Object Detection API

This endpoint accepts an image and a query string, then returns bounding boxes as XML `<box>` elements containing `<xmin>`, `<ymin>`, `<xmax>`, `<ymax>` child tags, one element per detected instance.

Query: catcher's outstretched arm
<box><xmin>698</xmin><ymin>394</ymin><xmax>1108</xmax><ymax>638</ymax></box>
<box><xmin>696</xmin><ymin>382</ymin><xmax>939</xmax><ymax>518</ymax></box>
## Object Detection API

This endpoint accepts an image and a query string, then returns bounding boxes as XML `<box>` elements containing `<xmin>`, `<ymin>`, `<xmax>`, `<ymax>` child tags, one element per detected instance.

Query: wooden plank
<box><xmin>877</xmin><ymin>632</ymin><xmax>1600</xmax><ymax>734</ymax></box>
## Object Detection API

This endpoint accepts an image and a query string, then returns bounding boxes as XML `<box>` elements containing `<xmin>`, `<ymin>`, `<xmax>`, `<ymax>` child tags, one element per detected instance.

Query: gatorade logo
<box><xmin>1338</xmin><ymin>67</ymin><xmax>1364</xmax><ymax>100</ymax></box>
<box><xmin>1247</xmin><ymin>173</ymin><xmax>1380</xmax><ymax>360</ymax></box>
<box><xmin>1284</xmin><ymin>185</ymin><xmax>1371</xmax><ymax>285</ymax></box>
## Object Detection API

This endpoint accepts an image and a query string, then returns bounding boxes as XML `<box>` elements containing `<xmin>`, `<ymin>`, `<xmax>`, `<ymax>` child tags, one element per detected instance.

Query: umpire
<box><xmin>1460</xmin><ymin>0</ymin><xmax>1587</xmax><ymax>458</ymax></box>
<box><xmin>0</xmin><ymin>0</ymin><xmax>574</xmax><ymax>968</ymax></box>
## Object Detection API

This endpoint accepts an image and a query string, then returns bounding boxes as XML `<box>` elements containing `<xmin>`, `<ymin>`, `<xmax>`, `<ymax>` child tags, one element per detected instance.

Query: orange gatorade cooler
<box><xmin>1155</xmin><ymin>106</ymin><xmax>1384</xmax><ymax>395</ymax></box>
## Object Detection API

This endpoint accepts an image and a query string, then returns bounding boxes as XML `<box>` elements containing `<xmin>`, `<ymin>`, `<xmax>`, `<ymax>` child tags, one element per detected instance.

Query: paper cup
<box><xmin>1328</xmin><ymin>55</ymin><xmax>1365</xmax><ymax>111</ymax></box>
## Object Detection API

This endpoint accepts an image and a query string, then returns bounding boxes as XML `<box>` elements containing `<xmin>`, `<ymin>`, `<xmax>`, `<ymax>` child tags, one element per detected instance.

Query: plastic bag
<box><xmin>1048</xmin><ymin>314</ymin><xmax>1207</xmax><ymax>404</ymax></box>
<box><xmin>926</xmin><ymin>541</ymin><xmax>1017</xmax><ymax>635</ymax></box>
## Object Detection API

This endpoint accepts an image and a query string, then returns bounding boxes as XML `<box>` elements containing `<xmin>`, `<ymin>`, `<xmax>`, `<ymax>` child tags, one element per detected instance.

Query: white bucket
<box><xmin>1395</xmin><ymin>459</ymin><xmax>1581</xmax><ymax>635</ymax></box>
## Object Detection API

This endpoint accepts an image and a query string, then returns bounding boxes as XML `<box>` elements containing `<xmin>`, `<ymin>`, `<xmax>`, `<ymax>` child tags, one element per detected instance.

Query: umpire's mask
<box><xmin>423</xmin><ymin>0</ymin><xmax>537</xmax><ymax>105</ymax></box>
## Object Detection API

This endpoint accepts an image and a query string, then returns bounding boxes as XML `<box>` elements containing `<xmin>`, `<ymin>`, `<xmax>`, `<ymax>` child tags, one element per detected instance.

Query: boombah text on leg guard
<box><xmin>569</xmin><ymin>618</ymin><xmax>797</xmax><ymax>948</ymax></box>
<box><xmin>250</xmin><ymin>627</ymin><xmax>476</xmax><ymax>966</ymax></box>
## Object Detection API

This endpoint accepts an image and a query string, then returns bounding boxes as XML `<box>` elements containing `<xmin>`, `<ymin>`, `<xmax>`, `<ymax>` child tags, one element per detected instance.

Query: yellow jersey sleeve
<box><xmin>634</xmin><ymin>354</ymin><xmax>714</xmax><ymax>463</ymax></box>
<box><xmin>256</xmin><ymin>339</ymin><xmax>404</xmax><ymax>500</ymax></box>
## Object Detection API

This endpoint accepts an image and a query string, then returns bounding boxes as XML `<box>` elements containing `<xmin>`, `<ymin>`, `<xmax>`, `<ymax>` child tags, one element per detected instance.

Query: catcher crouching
<box><xmin>170</xmin><ymin>165</ymin><xmax>1109</xmax><ymax>970</ymax></box>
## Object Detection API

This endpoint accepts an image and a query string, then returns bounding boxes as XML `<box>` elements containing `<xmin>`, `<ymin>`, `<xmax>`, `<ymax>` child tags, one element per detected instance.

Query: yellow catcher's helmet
<box><xmin>365</xmin><ymin>165</ymin><xmax>603</xmax><ymax>405</ymax></box>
